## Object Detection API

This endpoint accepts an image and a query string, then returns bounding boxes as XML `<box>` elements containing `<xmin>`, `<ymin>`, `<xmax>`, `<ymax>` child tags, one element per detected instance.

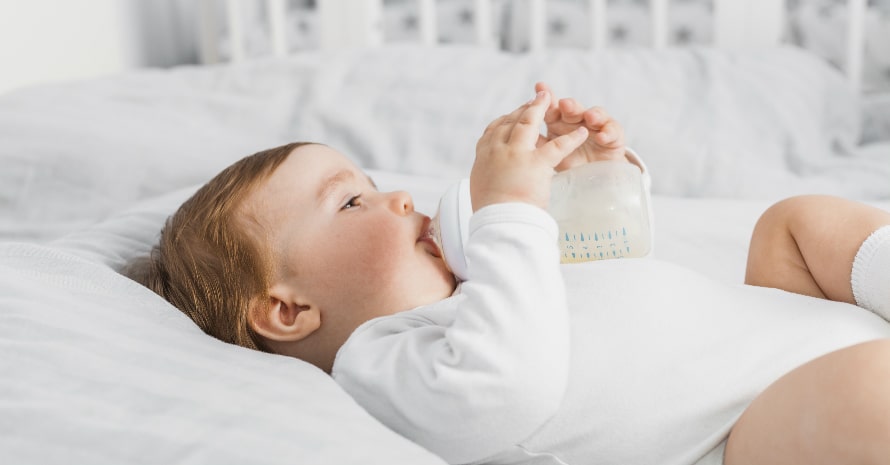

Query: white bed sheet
<box><xmin>2</xmin><ymin>44</ymin><xmax>889</xmax><ymax>464</ymax></box>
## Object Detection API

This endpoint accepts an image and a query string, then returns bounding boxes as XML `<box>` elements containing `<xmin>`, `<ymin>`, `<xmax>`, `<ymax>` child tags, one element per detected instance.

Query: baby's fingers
<box><xmin>506</xmin><ymin>91</ymin><xmax>550</xmax><ymax>147</ymax></box>
<box><xmin>593</xmin><ymin>119</ymin><xmax>624</xmax><ymax>147</ymax></box>
<box><xmin>535</xmin><ymin>82</ymin><xmax>561</xmax><ymax>124</ymax></box>
<box><xmin>582</xmin><ymin>107</ymin><xmax>615</xmax><ymax>131</ymax></box>
<box><xmin>557</xmin><ymin>98</ymin><xmax>586</xmax><ymax>124</ymax></box>
<box><xmin>538</xmin><ymin>126</ymin><xmax>589</xmax><ymax>167</ymax></box>
<box><xmin>480</xmin><ymin>113</ymin><xmax>509</xmax><ymax>140</ymax></box>
<box><xmin>477</xmin><ymin>113</ymin><xmax>510</xmax><ymax>153</ymax></box>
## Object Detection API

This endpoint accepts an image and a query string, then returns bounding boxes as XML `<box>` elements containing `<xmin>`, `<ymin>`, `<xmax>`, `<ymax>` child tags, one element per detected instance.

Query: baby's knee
<box><xmin>746</xmin><ymin>197</ymin><xmax>813</xmax><ymax>289</ymax></box>
<box><xmin>756</xmin><ymin>195</ymin><xmax>873</xmax><ymax>239</ymax></box>
<box><xmin>753</xmin><ymin>195</ymin><xmax>826</xmax><ymax>232</ymax></box>
<box><xmin>745</xmin><ymin>195</ymin><xmax>835</xmax><ymax>286</ymax></box>
<box><xmin>750</xmin><ymin>197</ymin><xmax>803</xmax><ymax>248</ymax></box>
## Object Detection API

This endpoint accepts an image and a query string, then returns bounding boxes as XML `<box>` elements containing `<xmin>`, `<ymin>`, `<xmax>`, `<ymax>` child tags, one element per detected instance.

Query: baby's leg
<box><xmin>745</xmin><ymin>195</ymin><xmax>890</xmax><ymax>310</ymax></box>
<box><xmin>724</xmin><ymin>339</ymin><xmax>890</xmax><ymax>465</ymax></box>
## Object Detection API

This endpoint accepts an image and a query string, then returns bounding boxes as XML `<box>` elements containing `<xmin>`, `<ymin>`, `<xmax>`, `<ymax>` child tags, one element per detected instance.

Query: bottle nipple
<box><xmin>430</xmin><ymin>179</ymin><xmax>472</xmax><ymax>281</ymax></box>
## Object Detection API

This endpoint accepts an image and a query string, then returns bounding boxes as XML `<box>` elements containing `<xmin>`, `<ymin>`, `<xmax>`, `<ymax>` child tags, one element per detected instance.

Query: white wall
<box><xmin>0</xmin><ymin>0</ymin><xmax>198</xmax><ymax>95</ymax></box>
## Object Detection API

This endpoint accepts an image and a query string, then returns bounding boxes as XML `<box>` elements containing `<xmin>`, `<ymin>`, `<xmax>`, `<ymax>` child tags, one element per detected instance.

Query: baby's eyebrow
<box><xmin>316</xmin><ymin>170</ymin><xmax>377</xmax><ymax>203</ymax></box>
<box><xmin>316</xmin><ymin>169</ymin><xmax>354</xmax><ymax>203</ymax></box>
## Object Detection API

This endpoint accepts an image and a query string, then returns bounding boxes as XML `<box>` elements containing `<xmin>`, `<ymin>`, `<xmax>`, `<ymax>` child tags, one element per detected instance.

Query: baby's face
<box><xmin>243</xmin><ymin>144</ymin><xmax>456</xmax><ymax>327</ymax></box>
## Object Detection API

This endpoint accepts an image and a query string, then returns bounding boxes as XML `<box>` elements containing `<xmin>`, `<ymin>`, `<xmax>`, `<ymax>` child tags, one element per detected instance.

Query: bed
<box><xmin>1</xmin><ymin>1</ymin><xmax>889</xmax><ymax>464</ymax></box>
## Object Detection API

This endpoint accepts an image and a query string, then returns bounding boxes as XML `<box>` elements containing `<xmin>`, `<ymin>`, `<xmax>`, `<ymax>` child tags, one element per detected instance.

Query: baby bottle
<box><xmin>428</xmin><ymin>179</ymin><xmax>472</xmax><ymax>281</ymax></box>
<box><xmin>429</xmin><ymin>159</ymin><xmax>652</xmax><ymax>279</ymax></box>
<box><xmin>548</xmin><ymin>160</ymin><xmax>652</xmax><ymax>263</ymax></box>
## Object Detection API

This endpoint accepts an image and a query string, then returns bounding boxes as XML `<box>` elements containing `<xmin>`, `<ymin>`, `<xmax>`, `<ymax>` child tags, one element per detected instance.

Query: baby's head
<box><xmin>133</xmin><ymin>142</ymin><xmax>456</xmax><ymax>371</ymax></box>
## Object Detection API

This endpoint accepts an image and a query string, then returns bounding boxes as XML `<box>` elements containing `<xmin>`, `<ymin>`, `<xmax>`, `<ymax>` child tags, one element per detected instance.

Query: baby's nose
<box><xmin>387</xmin><ymin>190</ymin><xmax>414</xmax><ymax>214</ymax></box>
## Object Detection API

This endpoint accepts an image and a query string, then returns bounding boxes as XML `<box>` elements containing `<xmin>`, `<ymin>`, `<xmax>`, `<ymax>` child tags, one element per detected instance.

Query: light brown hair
<box><xmin>127</xmin><ymin>142</ymin><xmax>313</xmax><ymax>351</ymax></box>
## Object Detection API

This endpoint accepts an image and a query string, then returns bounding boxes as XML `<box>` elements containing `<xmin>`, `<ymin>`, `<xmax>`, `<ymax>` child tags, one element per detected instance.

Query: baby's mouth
<box><xmin>418</xmin><ymin>217</ymin><xmax>443</xmax><ymax>258</ymax></box>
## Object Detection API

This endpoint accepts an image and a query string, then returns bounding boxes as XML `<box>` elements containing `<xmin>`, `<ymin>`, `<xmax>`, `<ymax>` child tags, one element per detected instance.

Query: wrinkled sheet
<box><xmin>1</xmin><ymin>46</ymin><xmax>888</xmax><ymax>244</ymax></box>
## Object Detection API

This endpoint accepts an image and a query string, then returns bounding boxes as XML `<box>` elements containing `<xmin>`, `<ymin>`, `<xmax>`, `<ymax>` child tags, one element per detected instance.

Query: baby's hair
<box><xmin>127</xmin><ymin>142</ymin><xmax>313</xmax><ymax>351</ymax></box>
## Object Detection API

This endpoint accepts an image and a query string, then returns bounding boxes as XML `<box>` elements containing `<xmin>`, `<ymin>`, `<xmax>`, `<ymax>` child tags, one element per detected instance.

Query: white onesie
<box><xmin>332</xmin><ymin>203</ymin><xmax>890</xmax><ymax>465</ymax></box>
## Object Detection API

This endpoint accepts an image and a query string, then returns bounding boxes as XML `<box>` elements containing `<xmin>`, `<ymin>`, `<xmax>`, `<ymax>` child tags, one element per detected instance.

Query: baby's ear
<box><xmin>248</xmin><ymin>285</ymin><xmax>321</xmax><ymax>343</ymax></box>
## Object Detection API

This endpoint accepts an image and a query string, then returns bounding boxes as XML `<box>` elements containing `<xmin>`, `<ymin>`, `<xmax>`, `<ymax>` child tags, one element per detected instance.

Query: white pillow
<box><xmin>1</xmin><ymin>45</ymin><xmax>883</xmax><ymax>245</ymax></box>
<box><xmin>0</xmin><ymin>241</ymin><xmax>445</xmax><ymax>464</ymax></box>
<box><xmin>9</xmin><ymin>167</ymin><xmax>461</xmax><ymax>464</ymax></box>
<box><xmin>286</xmin><ymin>45</ymin><xmax>873</xmax><ymax>200</ymax></box>
<box><xmin>2</xmin><ymin>175</ymin><xmax>451</xmax><ymax>464</ymax></box>
<box><xmin>50</xmin><ymin>186</ymin><xmax>196</xmax><ymax>271</ymax></box>
<box><xmin>0</xmin><ymin>69</ymin><xmax>295</xmax><ymax>242</ymax></box>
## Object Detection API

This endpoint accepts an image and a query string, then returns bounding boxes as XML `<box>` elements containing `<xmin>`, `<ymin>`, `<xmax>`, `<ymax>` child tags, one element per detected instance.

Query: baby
<box><xmin>131</xmin><ymin>83</ymin><xmax>890</xmax><ymax>465</ymax></box>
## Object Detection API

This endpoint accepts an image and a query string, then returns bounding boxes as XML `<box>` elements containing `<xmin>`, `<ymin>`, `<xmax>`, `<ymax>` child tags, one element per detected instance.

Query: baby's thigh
<box><xmin>724</xmin><ymin>338</ymin><xmax>890</xmax><ymax>465</ymax></box>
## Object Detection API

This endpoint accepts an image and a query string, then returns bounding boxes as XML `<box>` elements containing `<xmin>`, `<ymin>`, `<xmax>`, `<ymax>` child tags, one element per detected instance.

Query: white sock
<box><xmin>851</xmin><ymin>225</ymin><xmax>890</xmax><ymax>320</ymax></box>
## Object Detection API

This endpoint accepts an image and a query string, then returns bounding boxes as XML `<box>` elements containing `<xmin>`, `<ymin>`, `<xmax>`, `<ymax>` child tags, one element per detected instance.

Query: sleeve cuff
<box><xmin>469</xmin><ymin>202</ymin><xmax>559</xmax><ymax>238</ymax></box>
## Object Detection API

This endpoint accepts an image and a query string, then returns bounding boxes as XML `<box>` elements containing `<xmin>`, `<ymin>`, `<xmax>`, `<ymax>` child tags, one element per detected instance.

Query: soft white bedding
<box><xmin>1</xmin><ymin>45</ymin><xmax>889</xmax><ymax>463</ymax></box>
<box><xmin>2</xmin><ymin>46</ymin><xmax>888</xmax><ymax>243</ymax></box>
<box><xmin>0</xmin><ymin>241</ymin><xmax>447</xmax><ymax>465</ymax></box>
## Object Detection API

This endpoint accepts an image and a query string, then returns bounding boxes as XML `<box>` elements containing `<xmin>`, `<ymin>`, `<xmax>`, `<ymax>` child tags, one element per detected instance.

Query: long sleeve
<box><xmin>331</xmin><ymin>203</ymin><xmax>571</xmax><ymax>464</ymax></box>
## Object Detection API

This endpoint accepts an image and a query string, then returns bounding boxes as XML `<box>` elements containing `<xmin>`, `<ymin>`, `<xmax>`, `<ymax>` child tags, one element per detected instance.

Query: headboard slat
<box><xmin>588</xmin><ymin>0</ymin><xmax>607</xmax><ymax>50</ymax></box>
<box><xmin>474</xmin><ymin>0</ymin><xmax>494</xmax><ymax>47</ymax></box>
<box><xmin>650</xmin><ymin>0</ymin><xmax>668</xmax><ymax>49</ymax></box>
<box><xmin>204</xmin><ymin>0</ymin><xmax>872</xmax><ymax>92</ymax></box>
<box><xmin>713</xmin><ymin>0</ymin><xmax>785</xmax><ymax>48</ymax></box>
<box><xmin>197</xmin><ymin>0</ymin><xmax>221</xmax><ymax>64</ymax></box>
<box><xmin>419</xmin><ymin>0</ymin><xmax>438</xmax><ymax>46</ymax></box>
<box><xmin>225</xmin><ymin>0</ymin><xmax>246</xmax><ymax>62</ymax></box>
<box><xmin>846</xmin><ymin>0</ymin><xmax>866</xmax><ymax>93</ymax></box>
<box><xmin>528</xmin><ymin>0</ymin><xmax>546</xmax><ymax>52</ymax></box>
<box><xmin>267</xmin><ymin>0</ymin><xmax>288</xmax><ymax>57</ymax></box>
<box><xmin>318</xmin><ymin>0</ymin><xmax>383</xmax><ymax>50</ymax></box>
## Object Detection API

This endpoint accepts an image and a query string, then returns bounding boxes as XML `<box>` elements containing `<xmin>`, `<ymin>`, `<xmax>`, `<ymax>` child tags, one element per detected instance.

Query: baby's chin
<box><xmin>431</xmin><ymin>262</ymin><xmax>459</xmax><ymax>300</ymax></box>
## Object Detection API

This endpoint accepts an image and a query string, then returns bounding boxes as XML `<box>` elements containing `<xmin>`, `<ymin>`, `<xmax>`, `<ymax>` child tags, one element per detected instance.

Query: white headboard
<box><xmin>197</xmin><ymin>0</ymin><xmax>870</xmax><ymax>92</ymax></box>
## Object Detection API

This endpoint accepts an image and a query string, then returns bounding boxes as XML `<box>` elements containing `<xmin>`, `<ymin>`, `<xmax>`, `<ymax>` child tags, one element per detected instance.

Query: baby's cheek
<box><xmin>320</xmin><ymin>214</ymin><xmax>414</xmax><ymax>289</ymax></box>
<box><xmin>360</xmin><ymin>222</ymin><xmax>411</xmax><ymax>274</ymax></box>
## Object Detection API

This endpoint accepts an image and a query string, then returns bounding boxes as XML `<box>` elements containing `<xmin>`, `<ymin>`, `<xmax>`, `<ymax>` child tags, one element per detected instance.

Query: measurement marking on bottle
<box><xmin>559</xmin><ymin>226</ymin><xmax>639</xmax><ymax>262</ymax></box>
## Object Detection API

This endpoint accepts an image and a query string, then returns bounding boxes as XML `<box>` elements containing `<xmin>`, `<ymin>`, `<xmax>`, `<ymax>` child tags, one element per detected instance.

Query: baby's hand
<box><xmin>535</xmin><ymin>82</ymin><xmax>627</xmax><ymax>172</ymax></box>
<box><xmin>471</xmin><ymin>91</ymin><xmax>589</xmax><ymax>211</ymax></box>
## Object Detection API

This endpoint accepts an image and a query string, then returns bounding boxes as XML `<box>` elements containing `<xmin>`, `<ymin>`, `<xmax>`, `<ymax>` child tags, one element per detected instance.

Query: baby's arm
<box><xmin>745</xmin><ymin>195</ymin><xmax>890</xmax><ymax>305</ymax></box>
<box><xmin>333</xmin><ymin>91</ymin><xmax>588</xmax><ymax>463</ymax></box>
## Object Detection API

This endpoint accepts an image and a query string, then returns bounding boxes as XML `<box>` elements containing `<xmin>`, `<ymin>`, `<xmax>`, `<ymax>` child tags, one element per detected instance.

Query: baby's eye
<box><xmin>341</xmin><ymin>195</ymin><xmax>362</xmax><ymax>210</ymax></box>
